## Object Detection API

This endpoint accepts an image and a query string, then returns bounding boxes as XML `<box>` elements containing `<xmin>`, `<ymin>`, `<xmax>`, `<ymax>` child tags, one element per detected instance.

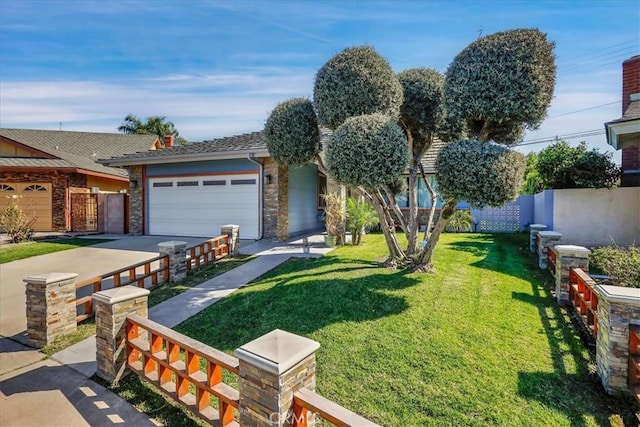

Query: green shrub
<box><xmin>590</xmin><ymin>245</ymin><xmax>640</xmax><ymax>288</ymax></box>
<box><xmin>0</xmin><ymin>196</ymin><xmax>35</xmax><ymax>243</ymax></box>
<box><xmin>446</xmin><ymin>210</ymin><xmax>474</xmax><ymax>233</ymax></box>
<box><xmin>346</xmin><ymin>197</ymin><xmax>379</xmax><ymax>245</ymax></box>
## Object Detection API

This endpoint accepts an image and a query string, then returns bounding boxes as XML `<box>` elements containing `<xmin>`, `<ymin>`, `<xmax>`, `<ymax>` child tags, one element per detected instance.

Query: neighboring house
<box><xmin>0</xmin><ymin>128</ymin><xmax>162</xmax><ymax>231</ymax></box>
<box><xmin>101</xmin><ymin>132</ymin><xmax>324</xmax><ymax>241</ymax></box>
<box><xmin>605</xmin><ymin>55</ymin><xmax>640</xmax><ymax>187</ymax></box>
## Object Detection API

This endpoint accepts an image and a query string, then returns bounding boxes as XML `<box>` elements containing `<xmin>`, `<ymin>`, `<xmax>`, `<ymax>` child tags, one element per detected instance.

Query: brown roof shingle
<box><xmin>0</xmin><ymin>128</ymin><xmax>159</xmax><ymax>177</ymax></box>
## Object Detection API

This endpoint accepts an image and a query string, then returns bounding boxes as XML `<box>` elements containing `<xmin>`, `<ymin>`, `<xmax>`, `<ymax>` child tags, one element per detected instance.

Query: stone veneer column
<box><xmin>554</xmin><ymin>245</ymin><xmax>591</xmax><ymax>304</ymax></box>
<box><xmin>263</xmin><ymin>158</ymin><xmax>289</xmax><ymax>241</ymax></box>
<box><xmin>158</xmin><ymin>240</ymin><xmax>187</xmax><ymax>282</ymax></box>
<box><xmin>128</xmin><ymin>165</ymin><xmax>144</xmax><ymax>235</ymax></box>
<box><xmin>24</xmin><ymin>272</ymin><xmax>78</xmax><ymax>348</ymax></box>
<box><xmin>529</xmin><ymin>224</ymin><xmax>547</xmax><ymax>253</ymax></box>
<box><xmin>221</xmin><ymin>224</ymin><xmax>240</xmax><ymax>257</ymax></box>
<box><xmin>596</xmin><ymin>285</ymin><xmax>640</xmax><ymax>394</ymax></box>
<box><xmin>93</xmin><ymin>286</ymin><xmax>150</xmax><ymax>383</ymax></box>
<box><xmin>537</xmin><ymin>231</ymin><xmax>562</xmax><ymax>269</ymax></box>
<box><xmin>235</xmin><ymin>329</ymin><xmax>320</xmax><ymax>426</ymax></box>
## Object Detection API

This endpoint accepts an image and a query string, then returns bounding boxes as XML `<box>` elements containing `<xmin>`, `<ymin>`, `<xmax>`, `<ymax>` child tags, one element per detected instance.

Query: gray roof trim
<box><xmin>101</xmin><ymin>148</ymin><xmax>270</xmax><ymax>166</ymax></box>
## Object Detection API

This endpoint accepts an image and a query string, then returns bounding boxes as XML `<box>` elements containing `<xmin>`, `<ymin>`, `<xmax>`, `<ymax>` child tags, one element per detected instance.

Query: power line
<box><xmin>546</xmin><ymin>101</ymin><xmax>620</xmax><ymax>119</ymax></box>
<box><xmin>519</xmin><ymin>129</ymin><xmax>605</xmax><ymax>147</ymax></box>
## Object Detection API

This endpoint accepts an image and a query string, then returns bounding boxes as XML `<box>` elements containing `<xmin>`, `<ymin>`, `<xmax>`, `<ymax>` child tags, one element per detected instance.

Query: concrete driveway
<box><xmin>0</xmin><ymin>235</ymin><xmax>208</xmax><ymax>345</ymax></box>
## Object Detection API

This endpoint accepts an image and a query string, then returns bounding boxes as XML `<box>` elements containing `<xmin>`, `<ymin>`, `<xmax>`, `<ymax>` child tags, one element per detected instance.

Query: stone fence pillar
<box><xmin>554</xmin><ymin>245</ymin><xmax>590</xmax><ymax>304</ymax></box>
<box><xmin>158</xmin><ymin>240</ymin><xmax>187</xmax><ymax>282</ymax></box>
<box><xmin>94</xmin><ymin>286</ymin><xmax>150</xmax><ymax>383</ymax></box>
<box><xmin>596</xmin><ymin>285</ymin><xmax>640</xmax><ymax>395</ymax></box>
<box><xmin>529</xmin><ymin>224</ymin><xmax>547</xmax><ymax>253</ymax></box>
<box><xmin>24</xmin><ymin>272</ymin><xmax>78</xmax><ymax>348</ymax></box>
<box><xmin>235</xmin><ymin>329</ymin><xmax>320</xmax><ymax>426</ymax></box>
<box><xmin>221</xmin><ymin>224</ymin><xmax>240</xmax><ymax>257</ymax></box>
<box><xmin>537</xmin><ymin>231</ymin><xmax>562</xmax><ymax>269</ymax></box>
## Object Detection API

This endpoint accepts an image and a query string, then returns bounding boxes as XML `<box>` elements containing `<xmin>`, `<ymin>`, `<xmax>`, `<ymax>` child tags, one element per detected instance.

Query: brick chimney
<box><xmin>622</xmin><ymin>55</ymin><xmax>640</xmax><ymax>113</ymax></box>
<box><xmin>621</xmin><ymin>56</ymin><xmax>640</xmax><ymax>186</ymax></box>
<box><xmin>164</xmin><ymin>135</ymin><xmax>174</xmax><ymax>148</ymax></box>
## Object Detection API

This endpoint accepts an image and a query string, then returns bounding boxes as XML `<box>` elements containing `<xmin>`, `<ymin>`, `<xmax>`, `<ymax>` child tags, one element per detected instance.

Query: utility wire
<box><xmin>519</xmin><ymin>129</ymin><xmax>605</xmax><ymax>147</ymax></box>
<box><xmin>546</xmin><ymin>101</ymin><xmax>620</xmax><ymax>119</ymax></box>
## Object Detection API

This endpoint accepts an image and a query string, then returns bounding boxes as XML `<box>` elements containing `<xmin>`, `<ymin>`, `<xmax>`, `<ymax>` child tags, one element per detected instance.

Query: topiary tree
<box><xmin>265</xmin><ymin>29</ymin><xmax>556</xmax><ymax>271</ymax></box>
<box><xmin>313</xmin><ymin>46</ymin><xmax>404</xmax><ymax>130</ymax></box>
<box><xmin>263</xmin><ymin>98</ymin><xmax>321</xmax><ymax>166</ymax></box>
<box><xmin>414</xmin><ymin>28</ymin><xmax>555</xmax><ymax>269</ymax></box>
<box><xmin>536</xmin><ymin>140</ymin><xmax>621</xmax><ymax>189</ymax></box>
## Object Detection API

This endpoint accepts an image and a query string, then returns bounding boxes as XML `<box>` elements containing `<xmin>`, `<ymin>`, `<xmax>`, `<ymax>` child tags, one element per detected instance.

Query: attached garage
<box><xmin>0</xmin><ymin>182</ymin><xmax>52</xmax><ymax>231</ymax></box>
<box><xmin>148</xmin><ymin>174</ymin><xmax>260</xmax><ymax>239</ymax></box>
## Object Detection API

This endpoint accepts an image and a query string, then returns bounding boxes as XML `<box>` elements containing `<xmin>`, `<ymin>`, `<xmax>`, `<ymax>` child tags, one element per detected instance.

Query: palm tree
<box><xmin>447</xmin><ymin>210</ymin><xmax>474</xmax><ymax>233</ymax></box>
<box><xmin>346</xmin><ymin>197</ymin><xmax>379</xmax><ymax>245</ymax></box>
<box><xmin>118</xmin><ymin>114</ymin><xmax>187</xmax><ymax>145</ymax></box>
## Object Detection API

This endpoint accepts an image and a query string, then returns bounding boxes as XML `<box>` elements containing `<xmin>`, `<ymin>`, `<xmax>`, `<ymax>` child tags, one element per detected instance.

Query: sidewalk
<box><xmin>0</xmin><ymin>233</ymin><xmax>333</xmax><ymax>426</ymax></box>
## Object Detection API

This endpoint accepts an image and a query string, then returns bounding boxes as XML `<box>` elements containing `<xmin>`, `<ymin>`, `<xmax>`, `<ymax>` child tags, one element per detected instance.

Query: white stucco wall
<box><xmin>552</xmin><ymin>187</ymin><xmax>640</xmax><ymax>247</ymax></box>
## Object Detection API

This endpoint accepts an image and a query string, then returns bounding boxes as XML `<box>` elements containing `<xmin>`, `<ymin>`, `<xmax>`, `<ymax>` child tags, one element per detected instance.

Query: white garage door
<box><xmin>148</xmin><ymin>174</ymin><xmax>259</xmax><ymax>239</ymax></box>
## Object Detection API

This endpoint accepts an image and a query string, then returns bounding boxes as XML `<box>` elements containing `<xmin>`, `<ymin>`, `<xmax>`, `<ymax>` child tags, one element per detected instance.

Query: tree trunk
<box><xmin>419</xmin><ymin>164</ymin><xmax>438</xmax><ymax>241</ymax></box>
<box><xmin>368</xmin><ymin>190</ymin><xmax>406</xmax><ymax>263</ymax></box>
<box><xmin>415</xmin><ymin>198</ymin><xmax>457</xmax><ymax>272</ymax></box>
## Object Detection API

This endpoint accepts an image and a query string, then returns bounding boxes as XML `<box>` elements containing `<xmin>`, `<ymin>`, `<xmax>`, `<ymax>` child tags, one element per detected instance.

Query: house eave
<box><xmin>605</xmin><ymin>118</ymin><xmax>640</xmax><ymax>150</ymax></box>
<box><xmin>100</xmin><ymin>148</ymin><xmax>271</xmax><ymax>167</ymax></box>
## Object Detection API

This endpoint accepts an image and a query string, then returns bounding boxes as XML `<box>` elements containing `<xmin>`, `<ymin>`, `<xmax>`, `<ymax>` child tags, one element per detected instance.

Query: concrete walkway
<box><xmin>1</xmin><ymin>233</ymin><xmax>333</xmax><ymax>426</ymax></box>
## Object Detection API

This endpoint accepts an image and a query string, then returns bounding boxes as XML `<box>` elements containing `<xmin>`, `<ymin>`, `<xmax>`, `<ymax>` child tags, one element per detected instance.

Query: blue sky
<box><xmin>1</xmin><ymin>0</ymin><xmax>638</xmax><ymax>162</ymax></box>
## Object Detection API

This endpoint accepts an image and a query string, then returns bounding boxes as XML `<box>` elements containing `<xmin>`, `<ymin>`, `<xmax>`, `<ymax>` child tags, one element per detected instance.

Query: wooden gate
<box><xmin>71</xmin><ymin>193</ymin><xmax>98</xmax><ymax>232</ymax></box>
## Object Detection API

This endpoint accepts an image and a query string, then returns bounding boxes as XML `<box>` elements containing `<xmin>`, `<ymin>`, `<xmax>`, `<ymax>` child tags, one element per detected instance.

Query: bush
<box><xmin>590</xmin><ymin>245</ymin><xmax>640</xmax><ymax>288</ymax></box>
<box><xmin>346</xmin><ymin>197</ymin><xmax>379</xmax><ymax>245</ymax></box>
<box><xmin>323</xmin><ymin>192</ymin><xmax>346</xmax><ymax>243</ymax></box>
<box><xmin>446</xmin><ymin>210</ymin><xmax>474</xmax><ymax>233</ymax></box>
<box><xmin>0</xmin><ymin>196</ymin><xmax>35</xmax><ymax>243</ymax></box>
<box><xmin>536</xmin><ymin>141</ymin><xmax>621</xmax><ymax>189</ymax></box>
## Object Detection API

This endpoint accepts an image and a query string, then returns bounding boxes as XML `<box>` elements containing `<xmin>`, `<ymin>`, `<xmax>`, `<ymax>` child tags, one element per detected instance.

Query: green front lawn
<box><xmin>0</xmin><ymin>238</ymin><xmax>114</xmax><ymax>263</ymax></box>
<box><xmin>175</xmin><ymin>233</ymin><xmax>636</xmax><ymax>426</ymax></box>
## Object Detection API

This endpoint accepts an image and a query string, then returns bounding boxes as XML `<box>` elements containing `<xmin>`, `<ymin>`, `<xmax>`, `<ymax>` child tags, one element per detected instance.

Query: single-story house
<box><xmin>0</xmin><ymin>128</ymin><xmax>162</xmax><ymax>231</ymax></box>
<box><xmin>101</xmin><ymin>132</ymin><xmax>326</xmax><ymax>240</ymax></box>
<box><xmin>605</xmin><ymin>54</ymin><xmax>640</xmax><ymax>187</ymax></box>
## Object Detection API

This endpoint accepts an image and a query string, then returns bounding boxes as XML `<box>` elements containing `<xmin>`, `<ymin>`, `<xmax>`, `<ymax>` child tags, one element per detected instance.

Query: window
<box><xmin>231</xmin><ymin>179</ymin><xmax>256</xmax><ymax>185</ymax></box>
<box><xmin>203</xmin><ymin>180</ymin><xmax>226</xmax><ymax>186</ymax></box>
<box><xmin>0</xmin><ymin>184</ymin><xmax>15</xmax><ymax>191</ymax></box>
<box><xmin>317</xmin><ymin>172</ymin><xmax>327</xmax><ymax>209</ymax></box>
<box><xmin>177</xmin><ymin>181</ymin><xmax>198</xmax><ymax>187</ymax></box>
<box><xmin>24</xmin><ymin>184</ymin><xmax>47</xmax><ymax>192</ymax></box>
<box><xmin>152</xmin><ymin>182</ymin><xmax>173</xmax><ymax>188</ymax></box>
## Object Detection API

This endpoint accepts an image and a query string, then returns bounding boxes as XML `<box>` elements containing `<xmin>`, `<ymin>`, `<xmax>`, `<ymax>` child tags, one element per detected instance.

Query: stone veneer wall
<box><xmin>127</xmin><ymin>165</ymin><xmax>144</xmax><ymax>235</ymax></box>
<box><xmin>596</xmin><ymin>293</ymin><xmax>640</xmax><ymax>394</ymax></box>
<box><xmin>1</xmin><ymin>171</ymin><xmax>87</xmax><ymax>231</ymax></box>
<box><xmin>262</xmin><ymin>158</ymin><xmax>288</xmax><ymax>241</ymax></box>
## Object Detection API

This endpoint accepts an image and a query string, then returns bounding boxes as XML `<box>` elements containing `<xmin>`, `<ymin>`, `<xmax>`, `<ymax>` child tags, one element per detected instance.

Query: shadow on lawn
<box><xmin>449</xmin><ymin>233</ymin><xmax>637</xmax><ymax>425</ymax></box>
<box><xmin>175</xmin><ymin>255</ymin><xmax>419</xmax><ymax>354</ymax></box>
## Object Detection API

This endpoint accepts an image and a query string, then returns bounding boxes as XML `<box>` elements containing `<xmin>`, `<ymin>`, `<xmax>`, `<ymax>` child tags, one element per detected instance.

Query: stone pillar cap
<box><xmin>597</xmin><ymin>285</ymin><xmax>640</xmax><ymax>306</ymax></box>
<box><xmin>554</xmin><ymin>245</ymin><xmax>591</xmax><ymax>256</ymax></box>
<box><xmin>235</xmin><ymin>329</ymin><xmax>320</xmax><ymax>375</ymax></box>
<box><xmin>538</xmin><ymin>231</ymin><xmax>562</xmax><ymax>237</ymax></box>
<box><xmin>23</xmin><ymin>272</ymin><xmax>78</xmax><ymax>285</ymax></box>
<box><xmin>93</xmin><ymin>285</ymin><xmax>150</xmax><ymax>305</ymax></box>
<box><xmin>529</xmin><ymin>224</ymin><xmax>547</xmax><ymax>229</ymax></box>
<box><xmin>158</xmin><ymin>240</ymin><xmax>188</xmax><ymax>248</ymax></box>
<box><xmin>221</xmin><ymin>224</ymin><xmax>240</xmax><ymax>228</ymax></box>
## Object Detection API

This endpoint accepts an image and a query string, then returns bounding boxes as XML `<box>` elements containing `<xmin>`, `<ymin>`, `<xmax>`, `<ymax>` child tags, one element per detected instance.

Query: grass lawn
<box><xmin>172</xmin><ymin>233</ymin><xmax>636</xmax><ymax>426</ymax></box>
<box><xmin>0</xmin><ymin>238</ymin><xmax>114</xmax><ymax>264</ymax></box>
